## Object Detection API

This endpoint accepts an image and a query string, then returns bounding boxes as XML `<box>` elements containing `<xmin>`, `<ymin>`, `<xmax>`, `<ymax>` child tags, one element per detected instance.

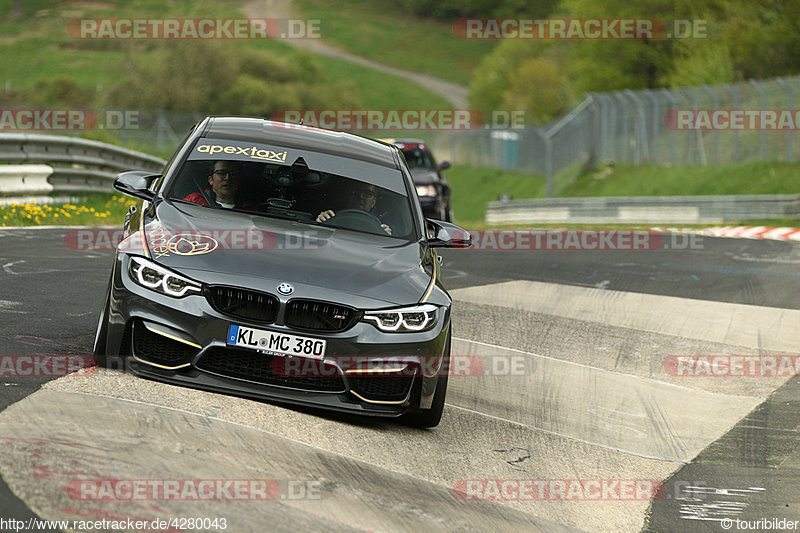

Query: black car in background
<box><xmin>385</xmin><ymin>139</ymin><xmax>453</xmax><ymax>222</ymax></box>
<box><xmin>93</xmin><ymin>117</ymin><xmax>471</xmax><ymax>428</ymax></box>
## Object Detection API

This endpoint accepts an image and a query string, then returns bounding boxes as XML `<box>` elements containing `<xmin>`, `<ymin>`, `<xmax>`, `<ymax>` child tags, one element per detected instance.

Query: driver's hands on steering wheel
<box><xmin>316</xmin><ymin>210</ymin><xmax>335</xmax><ymax>223</ymax></box>
<box><xmin>316</xmin><ymin>209</ymin><xmax>392</xmax><ymax>235</ymax></box>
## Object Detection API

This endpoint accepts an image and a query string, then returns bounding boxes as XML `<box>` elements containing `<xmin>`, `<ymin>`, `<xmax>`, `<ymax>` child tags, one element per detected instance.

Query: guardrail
<box><xmin>0</xmin><ymin>133</ymin><xmax>167</xmax><ymax>196</ymax></box>
<box><xmin>486</xmin><ymin>194</ymin><xmax>800</xmax><ymax>225</ymax></box>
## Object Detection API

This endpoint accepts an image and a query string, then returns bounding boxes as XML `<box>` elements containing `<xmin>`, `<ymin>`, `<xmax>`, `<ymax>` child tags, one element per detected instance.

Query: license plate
<box><xmin>227</xmin><ymin>325</ymin><xmax>326</xmax><ymax>359</ymax></box>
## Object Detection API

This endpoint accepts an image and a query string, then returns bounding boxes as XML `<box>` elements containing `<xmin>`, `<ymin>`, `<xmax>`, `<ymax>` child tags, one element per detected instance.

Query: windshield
<box><xmin>400</xmin><ymin>145</ymin><xmax>435</xmax><ymax>169</ymax></box>
<box><xmin>166</xmin><ymin>141</ymin><xmax>416</xmax><ymax>240</ymax></box>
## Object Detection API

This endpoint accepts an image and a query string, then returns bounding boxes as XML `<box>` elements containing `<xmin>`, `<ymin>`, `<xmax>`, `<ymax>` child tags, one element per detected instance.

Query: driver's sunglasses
<box><xmin>213</xmin><ymin>169</ymin><xmax>237</xmax><ymax>177</ymax></box>
<box><xmin>358</xmin><ymin>189</ymin><xmax>377</xmax><ymax>199</ymax></box>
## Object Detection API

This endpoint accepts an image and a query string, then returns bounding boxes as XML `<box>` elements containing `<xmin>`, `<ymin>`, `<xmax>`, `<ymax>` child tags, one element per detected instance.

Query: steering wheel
<box><xmin>323</xmin><ymin>208</ymin><xmax>385</xmax><ymax>233</ymax></box>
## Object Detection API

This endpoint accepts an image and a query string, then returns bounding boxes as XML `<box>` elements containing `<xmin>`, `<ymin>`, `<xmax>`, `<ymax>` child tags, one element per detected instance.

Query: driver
<box><xmin>316</xmin><ymin>182</ymin><xmax>392</xmax><ymax>235</ymax></box>
<box><xmin>183</xmin><ymin>160</ymin><xmax>246</xmax><ymax>209</ymax></box>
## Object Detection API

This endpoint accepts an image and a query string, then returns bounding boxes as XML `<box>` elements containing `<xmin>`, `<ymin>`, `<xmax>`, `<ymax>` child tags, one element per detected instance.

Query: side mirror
<box><xmin>437</xmin><ymin>161</ymin><xmax>451</xmax><ymax>171</ymax></box>
<box><xmin>426</xmin><ymin>219</ymin><xmax>472</xmax><ymax>248</ymax></box>
<box><xmin>114</xmin><ymin>171</ymin><xmax>160</xmax><ymax>202</ymax></box>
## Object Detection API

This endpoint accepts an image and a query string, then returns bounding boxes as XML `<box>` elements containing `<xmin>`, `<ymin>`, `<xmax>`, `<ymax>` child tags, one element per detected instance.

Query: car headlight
<box><xmin>363</xmin><ymin>304</ymin><xmax>438</xmax><ymax>332</ymax></box>
<box><xmin>128</xmin><ymin>256</ymin><xmax>202</xmax><ymax>298</ymax></box>
<box><xmin>415</xmin><ymin>185</ymin><xmax>437</xmax><ymax>197</ymax></box>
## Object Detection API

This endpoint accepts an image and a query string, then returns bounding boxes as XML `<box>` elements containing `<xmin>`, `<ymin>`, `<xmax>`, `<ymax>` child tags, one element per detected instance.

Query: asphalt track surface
<box><xmin>0</xmin><ymin>227</ymin><xmax>798</xmax><ymax>532</ymax></box>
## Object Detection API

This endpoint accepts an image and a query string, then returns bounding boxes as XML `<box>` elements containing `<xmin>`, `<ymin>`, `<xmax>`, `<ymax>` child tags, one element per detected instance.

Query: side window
<box><xmin>170</xmin><ymin>161</ymin><xmax>210</xmax><ymax>200</ymax></box>
<box><xmin>152</xmin><ymin>125</ymin><xmax>198</xmax><ymax>193</ymax></box>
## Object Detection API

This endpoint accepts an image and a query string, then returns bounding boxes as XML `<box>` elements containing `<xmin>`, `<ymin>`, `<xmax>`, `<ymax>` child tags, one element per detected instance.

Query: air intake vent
<box><xmin>206</xmin><ymin>286</ymin><xmax>279</xmax><ymax>323</ymax></box>
<box><xmin>285</xmin><ymin>300</ymin><xmax>358</xmax><ymax>332</ymax></box>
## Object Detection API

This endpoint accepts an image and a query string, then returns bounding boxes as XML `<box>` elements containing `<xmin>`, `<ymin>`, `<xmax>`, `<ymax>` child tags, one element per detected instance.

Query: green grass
<box><xmin>562</xmin><ymin>161</ymin><xmax>800</xmax><ymax>197</ymax></box>
<box><xmin>447</xmin><ymin>165</ymin><xmax>547</xmax><ymax>227</ymax></box>
<box><xmin>447</xmin><ymin>161</ymin><xmax>800</xmax><ymax>228</ymax></box>
<box><xmin>302</xmin><ymin>52</ymin><xmax>452</xmax><ymax>109</ymax></box>
<box><xmin>293</xmin><ymin>0</ymin><xmax>495</xmax><ymax>87</ymax></box>
<box><xmin>0</xmin><ymin>0</ymin><xmax>451</xmax><ymax>110</ymax></box>
<box><xmin>0</xmin><ymin>0</ymin><xmax>231</xmax><ymax>90</ymax></box>
<box><xmin>0</xmin><ymin>194</ymin><xmax>134</xmax><ymax>227</ymax></box>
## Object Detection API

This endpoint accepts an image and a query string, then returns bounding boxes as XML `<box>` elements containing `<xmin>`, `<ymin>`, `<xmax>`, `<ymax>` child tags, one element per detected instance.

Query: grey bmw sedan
<box><xmin>93</xmin><ymin>116</ymin><xmax>471</xmax><ymax>428</ymax></box>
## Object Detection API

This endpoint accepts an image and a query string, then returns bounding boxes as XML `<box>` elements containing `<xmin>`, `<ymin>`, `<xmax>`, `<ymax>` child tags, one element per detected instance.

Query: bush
<box><xmin>29</xmin><ymin>77</ymin><xmax>93</xmax><ymax>107</ymax></box>
<box><xmin>102</xmin><ymin>41</ymin><xmax>360</xmax><ymax>116</ymax></box>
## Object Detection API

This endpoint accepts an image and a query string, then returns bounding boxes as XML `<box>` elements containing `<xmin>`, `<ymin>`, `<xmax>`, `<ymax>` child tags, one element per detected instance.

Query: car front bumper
<box><xmin>103</xmin><ymin>254</ymin><xmax>450</xmax><ymax>417</ymax></box>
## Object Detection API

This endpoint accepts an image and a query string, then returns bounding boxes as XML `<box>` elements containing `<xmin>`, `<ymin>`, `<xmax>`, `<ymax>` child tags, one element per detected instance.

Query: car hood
<box><xmin>133</xmin><ymin>201</ymin><xmax>432</xmax><ymax>307</ymax></box>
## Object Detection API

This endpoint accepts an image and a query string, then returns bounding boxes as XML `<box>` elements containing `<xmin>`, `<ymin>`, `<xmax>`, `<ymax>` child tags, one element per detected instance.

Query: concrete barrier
<box><xmin>0</xmin><ymin>165</ymin><xmax>54</xmax><ymax>194</ymax></box>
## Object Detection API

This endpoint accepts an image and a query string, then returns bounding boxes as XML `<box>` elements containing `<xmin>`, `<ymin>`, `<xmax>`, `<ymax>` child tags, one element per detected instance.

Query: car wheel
<box><xmin>403</xmin><ymin>330</ymin><xmax>450</xmax><ymax>428</ymax></box>
<box><xmin>92</xmin><ymin>275</ymin><xmax>112</xmax><ymax>367</ymax></box>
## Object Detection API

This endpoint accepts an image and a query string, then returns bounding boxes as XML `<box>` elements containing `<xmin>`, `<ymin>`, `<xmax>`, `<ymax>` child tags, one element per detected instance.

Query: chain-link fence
<box><xmin>5</xmin><ymin>76</ymin><xmax>800</xmax><ymax>197</ymax></box>
<box><xmin>0</xmin><ymin>106</ymin><xmax>203</xmax><ymax>159</ymax></box>
<box><xmin>94</xmin><ymin>110</ymin><xmax>204</xmax><ymax>158</ymax></box>
<box><xmin>429</xmin><ymin>75</ymin><xmax>800</xmax><ymax>197</ymax></box>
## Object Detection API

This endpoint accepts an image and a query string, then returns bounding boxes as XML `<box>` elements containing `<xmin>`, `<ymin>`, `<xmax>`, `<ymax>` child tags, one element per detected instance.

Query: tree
<box><xmin>505</xmin><ymin>57</ymin><xmax>571</xmax><ymax>124</ymax></box>
<box><xmin>559</xmin><ymin>0</ymin><xmax>698</xmax><ymax>92</ymax></box>
<box><xmin>719</xmin><ymin>0</ymin><xmax>800</xmax><ymax>79</ymax></box>
<box><xmin>468</xmin><ymin>40</ymin><xmax>559</xmax><ymax>122</ymax></box>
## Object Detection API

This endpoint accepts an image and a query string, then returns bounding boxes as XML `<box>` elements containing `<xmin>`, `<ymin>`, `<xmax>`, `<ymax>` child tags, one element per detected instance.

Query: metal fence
<box><xmin>486</xmin><ymin>193</ymin><xmax>800</xmax><ymax>225</ymax></box>
<box><xmin>110</xmin><ymin>110</ymin><xmax>204</xmax><ymax>155</ymax></box>
<box><xmin>429</xmin><ymin>75</ymin><xmax>800</xmax><ymax>197</ymax></box>
<box><xmin>4</xmin><ymin>75</ymin><xmax>800</xmax><ymax>198</ymax></box>
<box><xmin>0</xmin><ymin>133</ymin><xmax>167</xmax><ymax>196</ymax></box>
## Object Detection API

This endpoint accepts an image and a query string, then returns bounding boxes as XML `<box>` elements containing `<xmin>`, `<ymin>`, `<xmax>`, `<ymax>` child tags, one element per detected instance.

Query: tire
<box><xmin>403</xmin><ymin>330</ymin><xmax>450</xmax><ymax>428</ymax></box>
<box><xmin>92</xmin><ymin>276</ymin><xmax>112</xmax><ymax>367</ymax></box>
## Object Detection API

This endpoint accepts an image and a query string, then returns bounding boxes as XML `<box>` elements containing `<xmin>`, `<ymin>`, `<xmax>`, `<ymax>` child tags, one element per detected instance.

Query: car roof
<box><xmin>201</xmin><ymin>117</ymin><xmax>400</xmax><ymax>169</ymax></box>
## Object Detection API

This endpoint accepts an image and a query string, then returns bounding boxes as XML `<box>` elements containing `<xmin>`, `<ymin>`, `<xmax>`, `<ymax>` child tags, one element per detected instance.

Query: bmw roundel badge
<box><xmin>277</xmin><ymin>283</ymin><xmax>294</xmax><ymax>295</ymax></box>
